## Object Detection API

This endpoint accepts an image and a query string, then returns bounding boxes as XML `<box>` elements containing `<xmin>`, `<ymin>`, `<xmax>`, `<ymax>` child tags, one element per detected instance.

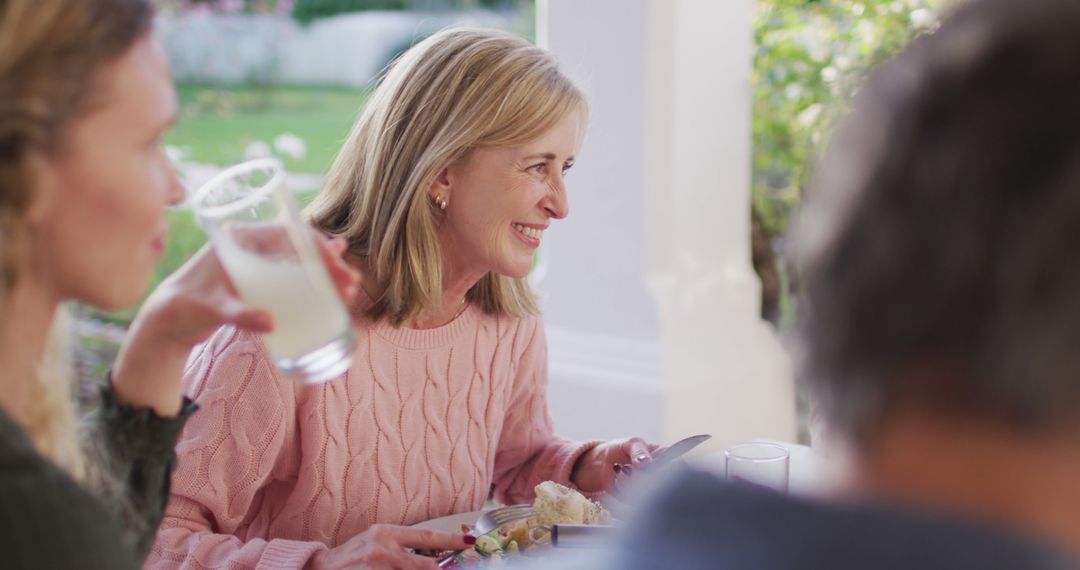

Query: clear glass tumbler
<box><xmin>192</xmin><ymin>158</ymin><xmax>354</xmax><ymax>383</ymax></box>
<box><xmin>725</xmin><ymin>442</ymin><xmax>790</xmax><ymax>494</ymax></box>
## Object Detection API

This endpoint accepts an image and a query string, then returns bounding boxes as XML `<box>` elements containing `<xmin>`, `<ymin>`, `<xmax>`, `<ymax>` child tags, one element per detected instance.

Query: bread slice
<box><xmin>531</xmin><ymin>481</ymin><xmax>611</xmax><ymax>526</ymax></box>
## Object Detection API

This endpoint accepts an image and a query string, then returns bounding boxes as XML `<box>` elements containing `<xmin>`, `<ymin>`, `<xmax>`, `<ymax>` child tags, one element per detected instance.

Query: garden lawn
<box><xmin>166</xmin><ymin>83</ymin><xmax>367</xmax><ymax>174</ymax></box>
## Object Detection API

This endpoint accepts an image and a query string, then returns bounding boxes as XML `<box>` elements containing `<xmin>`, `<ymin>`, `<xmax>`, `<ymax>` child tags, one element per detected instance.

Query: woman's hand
<box><xmin>570</xmin><ymin>437</ymin><xmax>660</xmax><ymax>494</ymax></box>
<box><xmin>111</xmin><ymin>234</ymin><xmax>359</xmax><ymax>417</ymax></box>
<box><xmin>307</xmin><ymin>524</ymin><xmax>474</xmax><ymax>570</ymax></box>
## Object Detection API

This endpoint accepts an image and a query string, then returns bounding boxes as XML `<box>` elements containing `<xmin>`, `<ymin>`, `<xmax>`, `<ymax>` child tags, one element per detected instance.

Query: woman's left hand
<box><xmin>570</xmin><ymin>437</ymin><xmax>660</xmax><ymax>494</ymax></box>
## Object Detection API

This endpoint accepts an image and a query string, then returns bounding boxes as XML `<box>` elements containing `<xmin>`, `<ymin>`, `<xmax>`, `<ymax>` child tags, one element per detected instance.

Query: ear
<box><xmin>428</xmin><ymin>166</ymin><xmax>452</xmax><ymax>202</ymax></box>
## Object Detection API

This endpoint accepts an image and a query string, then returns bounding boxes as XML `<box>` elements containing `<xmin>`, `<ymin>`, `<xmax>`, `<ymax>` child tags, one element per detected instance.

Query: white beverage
<box><xmin>217</xmin><ymin>240</ymin><xmax>351</xmax><ymax>360</ymax></box>
<box><xmin>193</xmin><ymin>158</ymin><xmax>355</xmax><ymax>383</ymax></box>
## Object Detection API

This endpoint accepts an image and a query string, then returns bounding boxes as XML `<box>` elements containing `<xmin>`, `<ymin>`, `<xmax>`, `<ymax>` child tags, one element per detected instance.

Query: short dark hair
<box><xmin>796</xmin><ymin>0</ymin><xmax>1080</xmax><ymax>439</ymax></box>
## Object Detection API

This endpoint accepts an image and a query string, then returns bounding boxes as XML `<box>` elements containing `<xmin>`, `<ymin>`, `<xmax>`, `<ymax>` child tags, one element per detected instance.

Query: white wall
<box><xmin>538</xmin><ymin>0</ymin><xmax>797</xmax><ymax>449</ymax></box>
<box><xmin>536</xmin><ymin>0</ymin><xmax>665</xmax><ymax>444</ymax></box>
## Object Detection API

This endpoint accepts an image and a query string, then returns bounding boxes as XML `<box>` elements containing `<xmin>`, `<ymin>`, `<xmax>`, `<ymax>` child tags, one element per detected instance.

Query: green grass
<box><xmin>166</xmin><ymin>83</ymin><xmax>368</xmax><ymax>174</ymax></box>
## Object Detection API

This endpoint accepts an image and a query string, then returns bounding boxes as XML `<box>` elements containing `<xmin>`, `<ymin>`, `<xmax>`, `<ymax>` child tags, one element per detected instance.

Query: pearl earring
<box><xmin>433</xmin><ymin>193</ymin><xmax>448</xmax><ymax>210</ymax></box>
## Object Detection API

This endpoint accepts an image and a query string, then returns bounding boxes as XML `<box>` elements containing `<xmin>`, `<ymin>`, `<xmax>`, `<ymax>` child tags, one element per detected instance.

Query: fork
<box><xmin>436</xmin><ymin>503</ymin><xmax>536</xmax><ymax>568</ymax></box>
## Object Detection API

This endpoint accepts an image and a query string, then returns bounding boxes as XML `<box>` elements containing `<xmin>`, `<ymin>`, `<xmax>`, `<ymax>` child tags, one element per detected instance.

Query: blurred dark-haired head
<box><xmin>796</xmin><ymin>0</ymin><xmax>1080</xmax><ymax>442</ymax></box>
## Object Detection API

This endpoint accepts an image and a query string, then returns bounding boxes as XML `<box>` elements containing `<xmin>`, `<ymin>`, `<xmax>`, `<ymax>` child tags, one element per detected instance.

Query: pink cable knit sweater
<box><xmin>146</xmin><ymin>303</ymin><xmax>599</xmax><ymax>569</ymax></box>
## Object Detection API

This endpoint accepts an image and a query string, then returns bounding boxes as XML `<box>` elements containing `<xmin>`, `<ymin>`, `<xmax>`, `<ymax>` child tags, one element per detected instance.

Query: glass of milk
<box><xmin>191</xmin><ymin>158</ymin><xmax>354</xmax><ymax>384</ymax></box>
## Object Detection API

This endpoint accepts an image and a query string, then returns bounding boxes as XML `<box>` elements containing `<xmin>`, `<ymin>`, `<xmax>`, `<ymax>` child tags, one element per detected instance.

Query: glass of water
<box><xmin>725</xmin><ymin>442</ymin><xmax>790</xmax><ymax>494</ymax></box>
<box><xmin>192</xmin><ymin>158</ymin><xmax>355</xmax><ymax>384</ymax></box>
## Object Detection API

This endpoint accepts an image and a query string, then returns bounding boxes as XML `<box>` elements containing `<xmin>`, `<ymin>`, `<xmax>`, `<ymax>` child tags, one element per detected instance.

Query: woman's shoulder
<box><xmin>484</xmin><ymin>308</ymin><xmax>543</xmax><ymax>331</ymax></box>
<box><xmin>0</xmin><ymin>467</ymin><xmax>137</xmax><ymax>569</ymax></box>
<box><xmin>0</xmin><ymin>411</ymin><xmax>45</xmax><ymax>471</ymax></box>
<box><xmin>477</xmin><ymin>309</ymin><xmax>545</xmax><ymax>347</ymax></box>
<box><xmin>183</xmin><ymin>325</ymin><xmax>286</xmax><ymax>402</ymax></box>
<box><xmin>184</xmin><ymin>325</ymin><xmax>277</xmax><ymax>381</ymax></box>
<box><xmin>193</xmin><ymin>325</ymin><xmax>269</xmax><ymax>361</ymax></box>
<box><xmin>0</xmin><ymin>414</ymin><xmax>138</xmax><ymax>568</ymax></box>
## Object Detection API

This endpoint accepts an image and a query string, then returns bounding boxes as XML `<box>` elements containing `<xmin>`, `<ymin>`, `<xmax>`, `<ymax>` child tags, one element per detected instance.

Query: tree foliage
<box><xmin>753</xmin><ymin>0</ymin><xmax>955</xmax><ymax>237</ymax></box>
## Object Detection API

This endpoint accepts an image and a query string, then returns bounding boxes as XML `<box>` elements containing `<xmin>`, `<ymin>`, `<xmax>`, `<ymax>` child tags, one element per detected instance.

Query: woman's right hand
<box><xmin>307</xmin><ymin>525</ymin><xmax>474</xmax><ymax>570</ymax></box>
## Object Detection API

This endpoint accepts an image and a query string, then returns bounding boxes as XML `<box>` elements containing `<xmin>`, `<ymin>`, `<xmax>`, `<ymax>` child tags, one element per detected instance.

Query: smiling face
<box><xmin>29</xmin><ymin>36</ymin><xmax>183</xmax><ymax>310</ymax></box>
<box><xmin>435</xmin><ymin>113</ymin><xmax>581</xmax><ymax>282</ymax></box>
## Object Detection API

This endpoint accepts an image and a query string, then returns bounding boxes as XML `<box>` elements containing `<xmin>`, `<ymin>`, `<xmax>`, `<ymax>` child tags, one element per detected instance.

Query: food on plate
<box><xmin>450</xmin><ymin>481</ymin><xmax>611</xmax><ymax>567</ymax></box>
<box><xmin>532</xmin><ymin>481</ymin><xmax>611</xmax><ymax>526</ymax></box>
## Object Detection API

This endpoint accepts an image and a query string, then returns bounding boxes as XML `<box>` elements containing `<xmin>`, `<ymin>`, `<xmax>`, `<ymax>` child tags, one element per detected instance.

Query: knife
<box><xmin>647</xmin><ymin>433</ymin><xmax>712</xmax><ymax>470</ymax></box>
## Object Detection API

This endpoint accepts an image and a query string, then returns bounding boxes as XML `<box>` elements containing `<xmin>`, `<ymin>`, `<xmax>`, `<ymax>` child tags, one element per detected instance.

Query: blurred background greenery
<box><xmin>752</xmin><ymin>0</ymin><xmax>953</xmax><ymax>325</ymax></box>
<box><xmin>752</xmin><ymin>0</ymin><xmax>951</xmax><ymax>240</ymax></box>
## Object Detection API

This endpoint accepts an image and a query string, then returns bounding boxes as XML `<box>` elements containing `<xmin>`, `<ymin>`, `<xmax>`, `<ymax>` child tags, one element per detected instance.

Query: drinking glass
<box><xmin>724</xmin><ymin>442</ymin><xmax>790</xmax><ymax>493</ymax></box>
<box><xmin>192</xmin><ymin>158</ymin><xmax>354</xmax><ymax>383</ymax></box>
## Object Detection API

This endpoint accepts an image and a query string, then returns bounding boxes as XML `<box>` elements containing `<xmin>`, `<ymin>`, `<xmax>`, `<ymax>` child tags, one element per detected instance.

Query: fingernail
<box><xmin>463</xmin><ymin>535</ymin><xmax>476</xmax><ymax>545</ymax></box>
<box><xmin>613</xmin><ymin>463</ymin><xmax>622</xmax><ymax>474</ymax></box>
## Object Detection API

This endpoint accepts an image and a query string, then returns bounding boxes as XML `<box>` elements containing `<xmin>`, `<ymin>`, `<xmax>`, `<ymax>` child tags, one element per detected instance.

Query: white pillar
<box><xmin>645</xmin><ymin>0</ymin><xmax>796</xmax><ymax>447</ymax></box>
<box><xmin>536</xmin><ymin>0</ymin><xmax>664</xmax><ymax>444</ymax></box>
<box><xmin>538</xmin><ymin>0</ymin><xmax>795</xmax><ymax>448</ymax></box>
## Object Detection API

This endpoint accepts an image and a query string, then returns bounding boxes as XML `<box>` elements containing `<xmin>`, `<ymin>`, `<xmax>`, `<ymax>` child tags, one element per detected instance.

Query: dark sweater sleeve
<box><xmin>0</xmin><ymin>406</ymin><xmax>141</xmax><ymax>570</ymax></box>
<box><xmin>0</xmin><ymin>450</ymin><xmax>140</xmax><ymax>570</ymax></box>
<box><xmin>81</xmin><ymin>382</ymin><xmax>198</xmax><ymax>562</ymax></box>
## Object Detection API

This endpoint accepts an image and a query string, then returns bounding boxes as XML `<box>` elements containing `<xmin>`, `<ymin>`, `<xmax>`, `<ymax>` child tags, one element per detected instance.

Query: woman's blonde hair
<box><xmin>306</xmin><ymin>27</ymin><xmax>587</xmax><ymax>326</ymax></box>
<box><xmin>0</xmin><ymin>0</ymin><xmax>154</xmax><ymax>477</ymax></box>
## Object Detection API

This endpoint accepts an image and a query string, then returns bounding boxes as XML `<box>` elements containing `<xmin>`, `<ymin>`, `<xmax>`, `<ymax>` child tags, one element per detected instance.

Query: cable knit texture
<box><xmin>146</xmin><ymin>303</ymin><xmax>599</xmax><ymax>569</ymax></box>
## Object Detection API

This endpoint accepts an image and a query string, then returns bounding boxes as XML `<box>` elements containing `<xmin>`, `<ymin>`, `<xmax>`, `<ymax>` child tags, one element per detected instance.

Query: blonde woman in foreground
<box><xmin>149</xmin><ymin>28</ymin><xmax>659</xmax><ymax>570</ymax></box>
<box><xmin>0</xmin><ymin>0</ymin><xmax>355</xmax><ymax>568</ymax></box>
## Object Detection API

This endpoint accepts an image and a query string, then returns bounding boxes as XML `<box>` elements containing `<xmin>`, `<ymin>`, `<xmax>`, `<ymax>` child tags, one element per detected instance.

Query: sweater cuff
<box><xmin>258</xmin><ymin>538</ymin><xmax>328</xmax><ymax>570</ymax></box>
<box><xmin>99</xmin><ymin>378</ymin><xmax>198</xmax><ymax>458</ymax></box>
<box><xmin>553</xmin><ymin>439</ymin><xmax>605</xmax><ymax>500</ymax></box>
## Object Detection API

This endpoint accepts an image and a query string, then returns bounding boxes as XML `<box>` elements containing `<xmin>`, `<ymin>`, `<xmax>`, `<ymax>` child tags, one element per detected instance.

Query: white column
<box><xmin>645</xmin><ymin>0</ymin><xmax>796</xmax><ymax>446</ymax></box>
<box><xmin>538</xmin><ymin>0</ymin><xmax>795</xmax><ymax>448</ymax></box>
<box><xmin>536</xmin><ymin>0</ymin><xmax>664</xmax><ymax>444</ymax></box>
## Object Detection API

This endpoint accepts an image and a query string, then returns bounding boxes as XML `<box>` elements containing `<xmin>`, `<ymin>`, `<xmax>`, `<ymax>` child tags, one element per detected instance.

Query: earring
<box><xmin>433</xmin><ymin>193</ymin><xmax>448</xmax><ymax>210</ymax></box>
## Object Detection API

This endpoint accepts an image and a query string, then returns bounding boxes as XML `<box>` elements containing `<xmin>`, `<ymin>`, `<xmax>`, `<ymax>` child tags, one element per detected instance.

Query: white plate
<box><xmin>412</xmin><ymin>511</ymin><xmax>482</xmax><ymax>532</ymax></box>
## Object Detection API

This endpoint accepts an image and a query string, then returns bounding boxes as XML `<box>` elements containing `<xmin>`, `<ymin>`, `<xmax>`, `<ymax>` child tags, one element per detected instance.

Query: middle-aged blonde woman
<box><xmin>148</xmin><ymin>28</ymin><xmax>658</xmax><ymax>569</ymax></box>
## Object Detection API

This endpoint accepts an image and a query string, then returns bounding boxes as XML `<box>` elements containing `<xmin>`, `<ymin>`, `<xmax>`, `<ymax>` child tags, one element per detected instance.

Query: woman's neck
<box><xmin>351</xmin><ymin>253</ymin><xmax>484</xmax><ymax>330</ymax></box>
<box><xmin>0</xmin><ymin>274</ymin><xmax>59</xmax><ymax>424</ymax></box>
<box><xmin>407</xmin><ymin>267</ymin><xmax>480</xmax><ymax>329</ymax></box>
<box><xmin>854</xmin><ymin>411</ymin><xmax>1080</xmax><ymax>560</ymax></box>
